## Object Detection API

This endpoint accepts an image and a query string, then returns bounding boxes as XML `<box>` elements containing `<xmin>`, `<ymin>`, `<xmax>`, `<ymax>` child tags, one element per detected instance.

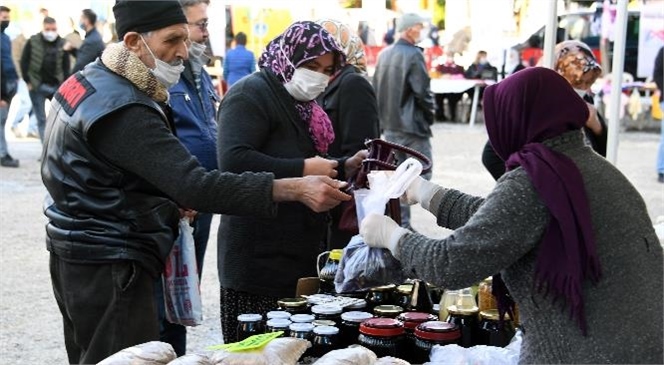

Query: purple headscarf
<box><xmin>258</xmin><ymin>21</ymin><xmax>345</xmax><ymax>155</ymax></box>
<box><xmin>483</xmin><ymin>67</ymin><xmax>601</xmax><ymax>335</ymax></box>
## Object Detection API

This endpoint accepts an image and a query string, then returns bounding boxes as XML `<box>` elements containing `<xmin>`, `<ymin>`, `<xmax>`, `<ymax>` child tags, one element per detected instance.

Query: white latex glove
<box><xmin>402</xmin><ymin>176</ymin><xmax>440</xmax><ymax>210</ymax></box>
<box><xmin>360</xmin><ymin>214</ymin><xmax>410</xmax><ymax>257</ymax></box>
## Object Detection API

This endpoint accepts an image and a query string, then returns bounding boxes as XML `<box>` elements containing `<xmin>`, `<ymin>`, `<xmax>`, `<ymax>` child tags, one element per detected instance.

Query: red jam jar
<box><xmin>413</xmin><ymin>321</ymin><xmax>461</xmax><ymax>363</ymax></box>
<box><xmin>358</xmin><ymin>318</ymin><xmax>405</xmax><ymax>358</ymax></box>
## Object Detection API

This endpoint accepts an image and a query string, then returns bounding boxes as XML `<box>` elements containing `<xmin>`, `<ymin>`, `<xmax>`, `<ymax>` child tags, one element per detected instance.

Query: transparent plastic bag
<box><xmin>163</xmin><ymin>218</ymin><xmax>203</xmax><ymax>326</ymax></box>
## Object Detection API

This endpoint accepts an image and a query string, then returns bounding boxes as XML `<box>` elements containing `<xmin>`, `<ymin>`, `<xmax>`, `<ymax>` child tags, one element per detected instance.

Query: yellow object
<box><xmin>208</xmin><ymin>332</ymin><xmax>284</xmax><ymax>352</ymax></box>
<box><xmin>329</xmin><ymin>249</ymin><xmax>343</xmax><ymax>261</ymax></box>
<box><xmin>652</xmin><ymin>92</ymin><xmax>663</xmax><ymax>121</ymax></box>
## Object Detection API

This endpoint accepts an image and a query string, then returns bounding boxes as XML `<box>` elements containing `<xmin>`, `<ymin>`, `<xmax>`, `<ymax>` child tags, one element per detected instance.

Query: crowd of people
<box><xmin>0</xmin><ymin>0</ymin><xmax>662</xmax><ymax>364</ymax></box>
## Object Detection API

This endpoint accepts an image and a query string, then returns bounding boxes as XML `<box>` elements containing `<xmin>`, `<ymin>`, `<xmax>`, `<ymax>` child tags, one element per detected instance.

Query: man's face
<box><xmin>80</xmin><ymin>15</ymin><xmax>88</xmax><ymax>28</ymax></box>
<box><xmin>135</xmin><ymin>24</ymin><xmax>189</xmax><ymax>69</ymax></box>
<box><xmin>0</xmin><ymin>11</ymin><xmax>10</xmax><ymax>22</ymax></box>
<box><xmin>43</xmin><ymin>22</ymin><xmax>57</xmax><ymax>33</ymax></box>
<box><xmin>407</xmin><ymin>23</ymin><xmax>423</xmax><ymax>43</ymax></box>
<box><xmin>185</xmin><ymin>3</ymin><xmax>208</xmax><ymax>44</ymax></box>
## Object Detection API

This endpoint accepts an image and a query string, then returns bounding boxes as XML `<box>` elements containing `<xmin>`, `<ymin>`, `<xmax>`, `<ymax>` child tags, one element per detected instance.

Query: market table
<box><xmin>430</xmin><ymin>78</ymin><xmax>495</xmax><ymax>126</ymax></box>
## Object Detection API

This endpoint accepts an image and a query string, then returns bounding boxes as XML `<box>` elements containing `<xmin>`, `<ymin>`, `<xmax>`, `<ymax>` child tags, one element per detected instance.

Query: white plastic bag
<box><xmin>426</xmin><ymin>329</ymin><xmax>522</xmax><ymax>365</ymax></box>
<box><xmin>163</xmin><ymin>218</ymin><xmax>203</xmax><ymax>326</ymax></box>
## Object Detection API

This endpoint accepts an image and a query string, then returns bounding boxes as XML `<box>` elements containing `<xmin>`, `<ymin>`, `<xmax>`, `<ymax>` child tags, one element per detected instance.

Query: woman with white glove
<box><xmin>359</xmin><ymin>68</ymin><xmax>663</xmax><ymax>364</ymax></box>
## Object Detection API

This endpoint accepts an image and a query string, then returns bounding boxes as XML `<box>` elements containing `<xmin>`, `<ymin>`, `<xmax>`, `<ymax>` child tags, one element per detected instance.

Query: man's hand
<box><xmin>344</xmin><ymin>149</ymin><xmax>368</xmax><ymax>178</ymax></box>
<box><xmin>303</xmin><ymin>157</ymin><xmax>338</xmax><ymax>178</ymax></box>
<box><xmin>273</xmin><ymin>176</ymin><xmax>350</xmax><ymax>212</ymax></box>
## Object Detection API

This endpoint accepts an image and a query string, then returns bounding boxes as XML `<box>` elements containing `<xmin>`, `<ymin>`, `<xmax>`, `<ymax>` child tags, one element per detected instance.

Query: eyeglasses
<box><xmin>188</xmin><ymin>20</ymin><xmax>208</xmax><ymax>31</ymax></box>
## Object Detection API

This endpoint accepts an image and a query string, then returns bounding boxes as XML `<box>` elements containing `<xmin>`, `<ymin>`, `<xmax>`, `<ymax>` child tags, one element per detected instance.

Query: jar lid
<box><xmin>266</xmin><ymin>318</ymin><xmax>292</xmax><ymax>328</ymax></box>
<box><xmin>313</xmin><ymin>319</ymin><xmax>336</xmax><ymax>327</ymax></box>
<box><xmin>289</xmin><ymin>322</ymin><xmax>314</xmax><ymax>332</ymax></box>
<box><xmin>480</xmin><ymin>309</ymin><xmax>510</xmax><ymax>321</ymax></box>
<box><xmin>341</xmin><ymin>311</ymin><xmax>373</xmax><ymax>323</ymax></box>
<box><xmin>328</xmin><ymin>249</ymin><xmax>343</xmax><ymax>261</ymax></box>
<box><xmin>290</xmin><ymin>314</ymin><xmax>315</xmax><ymax>323</ymax></box>
<box><xmin>369</xmin><ymin>284</ymin><xmax>396</xmax><ymax>292</ymax></box>
<box><xmin>396</xmin><ymin>312</ymin><xmax>437</xmax><ymax>329</ymax></box>
<box><xmin>311</xmin><ymin>304</ymin><xmax>343</xmax><ymax>315</ymax></box>
<box><xmin>277</xmin><ymin>297</ymin><xmax>307</xmax><ymax>308</ymax></box>
<box><xmin>373</xmin><ymin>305</ymin><xmax>403</xmax><ymax>316</ymax></box>
<box><xmin>447</xmin><ymin>305</ymin><xmax>479</xmax><ymax>316</ymax></box>
<box><xmin>313</xmin><ymin>325</ymin><xmax>340</xmax><ymax>335</ymax></box>
<box><xmin>266</xmin><ymin>311</ymin><xmax>292</xmax><ymax>320</ymax></box>
<box><xmin>396</xmin><ymin>284</ymin><xmax>413</xmax><ymax>294</ymax></box>
<box><xmin>415</xmin><ymin>321</ymin><xmax>460</xmax><ymax>341</ymax></box>
<box><xmin>359</xmin><ymin>318</ymin><xmax>404</xmax><ymax>337</ymax></box>
<box><xmin>237</xmin><ymin>313</ymin><xmax>262</xmax><ymax>322</ymax></box>
<box><xmin>346</xmin><ymin>300</ymin><xmax>367</xmax><ymax>309</ymax></box>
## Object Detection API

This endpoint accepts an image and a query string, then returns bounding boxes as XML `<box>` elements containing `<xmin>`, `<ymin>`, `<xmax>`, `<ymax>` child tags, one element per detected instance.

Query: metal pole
<box><xmin>541</xmin><ymin>0</ymin><xmax>558</xmax><ymax>68</ymax></box>
<box><xmin>606</xmin><ymin>0</ymin><xmax>629</xmax><ymax>164</ymax></box>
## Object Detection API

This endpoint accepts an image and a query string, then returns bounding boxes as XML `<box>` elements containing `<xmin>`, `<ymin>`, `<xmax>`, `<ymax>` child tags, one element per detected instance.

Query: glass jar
<box><xmin>311</xmin><ymin>325</ymin><xmax>341</xmax><ymax>358</ymax></box>
<box><xmin>289</xmin><ymin>322</ymin><xmax>315</xmax><ymax>358</ymax></box>
<box><xmin>343</xmin><ymin>299</ymin><xmax>367</xmax><ymax>312</ymax></box>
<box><xmin>446</xmin><ymin>305</ymin><xmax>479</xmax><ymax>348</ymax></box>
<box><xmin>396</xmin><ymin>312</ymin><xmax>439</xmax><ymax>363</ymax></box>
<box><xmin>236</xmin><ymin>313</ymin><xmax>263</xmax><ymax>341</ymax></box>
<box><xmin>358</xmin><ymin>318</ymin><xmax>405</xmax><ymax>358</ymax></box>
<box><xmin>365</xmin><ymin>284</ymin><xmax>396</xmax><ymax>313</ymax></box>
<box><xmin>395</xmin><ymin>284</ymin><xmax>413</xmax><ymax>308</ymax></box>
<box><xmin>438</xmin><ymin>289</ymin><xmax>459</xmax><ymax>321</ymax></box>
<box><xmin>313</xmin><ymin>319</ymin><xmax>336</xmax><ymax>327</ymax></box>
<box><xmin>478</xmin><ymin>277</ymin><xmax>498</xmax><ymax>312</ymax></box>
<box><xmin>339</xmin><ymin>311</ymin><xmax>373</xmax><ymax>348</ymax></box>
<box><xmin>266</xmin><ymin>310</ymin><xmax>292</xmax><ymax>320</ymax></box>
<box><xmin>277</xmin><ymin>297</ymin><xmax>309</xmax><ymax>315</ymax></box>
<box><xmin>311</xmin><ymin>304</ymin><xmax>343</xmax><ymax>327</ymax></box>
<box><xmin>373</xmin><ymin>305</ymin><xmax>404</xmax><ymax>319</ymax></box>
<box><xmin>431</xmin><ymin>304</ymin><xmax>441</xmax><ymax>317</ymax></box>
<box><xmin>265</xmin><ymin>318</ymin><xmax>292</xmax><ymax>337</ymax></box>
<box><xmin>478</xmin><ymin>309</ymin><xmax>516</xmax><ymax>347</ymax></box>
<box><xmin>405</xmin><ymin>280</ymin><xmax>434</xmax><ymax>313</ymax></box>
<box><xmin>413</xmin><ymin>321</ymin><xmax>461</xmax><ymax>363</ymax></box>
<box><xmin>318</xmin><ymin>249</ymin><xmax>343</xmax><ymax>294</ymax></box>
<box><xmin>290</xmin><ymin>313</ymin><xmax>315</xmax><ymax>323</ymax></box>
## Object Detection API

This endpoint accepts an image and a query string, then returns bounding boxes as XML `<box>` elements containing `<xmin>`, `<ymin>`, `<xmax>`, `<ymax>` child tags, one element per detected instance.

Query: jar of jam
<box><xmin>290</xmin><ymin>313</ymin><xmax>315</xmax><ymax>323</ymax></box>
<box><xmin>339</xmin><ymin>311</ymin><xmax>373</xmax><ymax>348</ymax></box>
<box><xmin>236</xmin><ymin>313</ymin><xmax>263</xmax><ymax>341</ymax></box>
<box><xmin>311</xmin><ymin>304</ymin><xmax>343</xmax><ymax>327</ymax></box>
<box><xmin>365</xmin><ymin>284</ymin><xmax>396</xmax><ymax>313</ymax></box>
<box><xmin>266</xmin><ymin>310</ymin><xmax>292</xmax><ymax>320</ymax></box>
<box><xmin>446</xmin><ymin>305</ymin><xmax>479</xmax><ymax>348</ymax></box>
<box><xmin>478</xmin><ymin>277</ymin><xmax>498</xmax><ymax>312</ymax></box>
<box><xmin>358</xmin><ymin>318</ymin><xmax>405</xmax><ymax>358</ymax></box>
<box><xmin>395</xmin><ymin>284</ymin><xmax>413</xmax><ymax>308</ymax></box>
<box><xmin>413</xmin><ymin>321</ymin><xmax>461</xmax><ymax>363</ymax></box>
<box><xmin>311</xmin><ymin>325</ymin><xmax>340</xmax><ymax>358</ymax></box>
<box><xmin>343</xmin><ymin>299</ymin><xmax>367</xmax><ymax>312</ymax></box>
<box><xmin>265</xmin><ymin>318</ymin><xmax>292</xmax><ymax>336</ymax></box>
<box><xmin>478</xmin><ymin>309</ymin><xmax>515</xmax><ymax>347</ymax></box>
<box><xmin>312</xmin><ymin>319</ymin><xmax>336</xmax><ymax>327</ymax></box>
<box><xmin>277</xmin><ymin>298</ymin><xmax>309</xmax><ymax>315</ymax></box>
<box><xmin>396</xmin><ymin>312</ymin><xmax>438</xmax><ymax>363</ymax></box>
<box><xmin>289</xmin><ymin>322</ymin><xmax>315</xmax><ymax>359</ymax></box>
<box><xmin>373</xmin><ymin>305</ymin><xmax>403</xmax><ymax>319</ymax></box>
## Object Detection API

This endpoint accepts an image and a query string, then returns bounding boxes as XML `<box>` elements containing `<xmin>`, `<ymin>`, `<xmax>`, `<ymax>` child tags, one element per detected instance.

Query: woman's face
<box><xmin>300</xmin><ymin>53</ymin><xmax>336</xmax><ymax>76</ymax></box>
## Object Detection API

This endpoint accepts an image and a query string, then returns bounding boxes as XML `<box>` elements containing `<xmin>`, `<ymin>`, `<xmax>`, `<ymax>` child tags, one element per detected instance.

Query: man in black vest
<box><xmin>42</xmin><ymin>1</ymin><xmax>352</xmax><ymax>363</ymax></box>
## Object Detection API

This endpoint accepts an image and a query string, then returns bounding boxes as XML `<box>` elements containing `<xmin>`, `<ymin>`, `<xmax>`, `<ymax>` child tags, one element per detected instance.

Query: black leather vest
<box><xmin>41</xmin><ymin>61</ymin><xmax>179</xmax><ymax>277</ymax></box>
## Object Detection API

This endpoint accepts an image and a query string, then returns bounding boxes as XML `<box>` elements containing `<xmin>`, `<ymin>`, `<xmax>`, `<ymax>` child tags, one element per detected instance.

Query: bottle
<box><xmin>318</xmin><ymin>249</ymin><xmax>343</xmax><ymax>294</ymax></box>
<box><xmin>339</xmin><ymin>311</ymin><xmax>373</xmax><ymax>347</ymax></box>
<box><xmin>413</xmin><ymin>321</ymin><xmax>461</xmax><ymax>363</ymax></box>
<box><xmin>236</xmin><ymin>313</ymin><xmax>263</xmax><ymax>341</ymax></box>
<box><xmin>358</xmin><ymin>318</ymin><xmax>405</xmax><ymax>358</ymax></box>
<box><xmin>406</xmin><ymin>280</ymin><xmax>434</xmax><ymax>313</ymax></box>
<box><xmin>311</xmin><ymin>325</ymin><xmax>341</xmax><ymax>358</ymax></box>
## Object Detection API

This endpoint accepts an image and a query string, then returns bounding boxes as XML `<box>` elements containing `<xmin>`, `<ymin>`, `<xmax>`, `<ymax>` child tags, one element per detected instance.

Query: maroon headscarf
<box><xmin>483</xmin><ymin>67</ymin><xmax>601</xmax><ymax>335</ymax></box>
<box><xmin>258</xmin><ymin>21</ymin><xmax>345</xmax><ymax>155</ymax></box>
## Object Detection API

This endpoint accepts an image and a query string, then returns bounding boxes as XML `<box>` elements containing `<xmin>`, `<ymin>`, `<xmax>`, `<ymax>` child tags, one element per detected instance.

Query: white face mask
<box><xmin>188</xmin><ymin>41</ymin><xmax>207</xmax><ymax>61</ymax></box>
<box><xmin>574</xmin><ymin>88</ymin><xmax>587</xmax><ymax>98</ymax></box>
<box><xmin>140</xmin><ymin>35</ymin><xmax>185</xmax><ymax>89</ymax></box>
<box><xmin>279</xmin><ymin>42</ymin><xmax>330</xmax><ymax>101</ymax></box>
<box><xmin>42</xmin><ymin>31</ymin><xmax>58</xmax><ymax>42</ymax></box>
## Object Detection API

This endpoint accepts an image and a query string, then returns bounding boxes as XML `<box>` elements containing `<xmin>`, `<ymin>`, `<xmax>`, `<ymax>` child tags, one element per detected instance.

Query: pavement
<box><xmin>0</xmin><ymin>122</ymin><xmax>662</xmax><ymax>363</ymax></box>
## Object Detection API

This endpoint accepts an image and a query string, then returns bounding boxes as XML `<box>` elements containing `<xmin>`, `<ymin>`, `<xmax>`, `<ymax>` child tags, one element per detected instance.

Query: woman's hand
<box><xmin>303</xmin><ymin>157</ymin><xmax>338</xmax><ymax>178</ymax></box>
<box><xmin>585</xmin><ymin>103</ymin><xmax>603</xmax><ymax>136</ymax></box>
<box><xmin>344</xmin><ymin>149</ymin><xmax>368</xmax><ymax>178</ymax></box>
<box><xmin>360</xmin><ymin>214</ymin><xmax>410</xmax><ymax>257</ymax></box>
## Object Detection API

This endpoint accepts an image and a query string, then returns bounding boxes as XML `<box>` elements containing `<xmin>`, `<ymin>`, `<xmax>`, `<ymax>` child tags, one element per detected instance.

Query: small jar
<box><xmin>395</xmin><ymin>284</ymin><xmax>413</xmax><ymax>308</ymax></box>
<box><xmin>358</xmin><ymin>318</ymin><xmax>405</xmax><ymax>358</ymax></box>
<box><xmin>311</xmin><ymin>304</ymin><xmax>343</xmax><ymax>327</ymax></box>
<box><xmin>396</xmin><ymin>312</ymin><xmax>439</xmax><ymax>363</ymax></box>
<box><xmin>290</xmin><ymin>313</ymin><xmax>315</xmax><ymax>323</ymax></box>
<box><xmin>413</xmin><ymin>321</ymin><xmax>461</xmax><ymax>363</ymax></box>
<box><xmin>343</xmin><ymin>299</ymin><xmax>367</xmax><ymax>312</ymax></box>
<box><xmin>265</xmin><ymin>318</ymin><xmax>292</xmax><ymax>337</ymax></box>
<box><xmin>365</xmin><ymin>284</ymin><xmax>396</xmax><ymax>313</ymax></box>
<box><xmin>289</xmin><ymin>322</ymin><xmax>315</xmax><ymax>358</ymax></box>
<box><xmin>266</xmin><ymin>310</ymin><xmax>292</xmax><ymax>320</ymax></box>
<box><xmin>478</xmin><ymin>277</ymin><xmax>498</xmax><ymax>312</ymax></box>
<box><xmin>446</xmin><ymin>305</ymin><xmax>479</xmax><ymax>348</ymax></box>
<box><xmin>312</xmin><ymin>319</ymin><xmax>336</xmax><ymax>327</ymax></box>
<box><xmin>373</xmin><ymin>305</ymin><xmax>404</xmax><ymax>319</ymax></box>
<box><xmin>311</xmin><ymin>325</ymin><xmax>341</xmax><ymax>358</ymax></box>
<box><xmin>277</xmin><ymin>298</ymin><xmax>309</xmax><ymax>315</ymax></box>
<box><xmin>478</xmin><ymin>309</ymin><xmax>515</xmax><ymax>347</ymax></box>
<box><xmin>339</xmin><ymin>311</ymin><xmax>373</xmax><ymax>348</ymax></box>
<box><xmin>236</xmin><ymin>313</ymin><xmax>263</xmax><ymax>341</ymax></box>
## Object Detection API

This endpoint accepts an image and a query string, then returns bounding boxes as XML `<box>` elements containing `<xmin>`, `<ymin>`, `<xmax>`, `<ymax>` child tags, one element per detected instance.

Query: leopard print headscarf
<box><xmin>553</xmin><ymin>40</ymin><xmax>602</xmax><ymax>90</ymax></box>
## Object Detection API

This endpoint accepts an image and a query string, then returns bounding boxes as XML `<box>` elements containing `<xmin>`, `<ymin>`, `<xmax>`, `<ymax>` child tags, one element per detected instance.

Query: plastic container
<box><xmin>265</xmin><ymin>318</ymin><xmax>292</xmax><ymax>337</ymax></box>
<box><xmin>413</xmin><ymin>321</ymin><xmax>461</xmax><ymax>363</ymax></box>
<box><xmin>311</xmin><ymin>325</ymin><xmax>341</xmax><ymax>358</ymax></box>
<box><xmin>236</xmin><ymin>313</ymin><xmax>263</xmax><ymax>341</ymax></box>
<box><xmin>339</xmin><ymin>311</ymin><xmax>373</xmax><ymax>347</ymax></box>
<box><xmin>358</xmin><ymin>318</ymin><xmax>405</xmax><ymax>358</ymax></box>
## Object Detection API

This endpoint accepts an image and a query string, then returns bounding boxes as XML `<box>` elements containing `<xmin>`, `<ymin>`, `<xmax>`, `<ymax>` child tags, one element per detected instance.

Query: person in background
<box><xmin>222</xmin><ymin>32</ymin><xmax>255</xmax><ymax>87</ymax></box>
<box><xmin>42</xmin><ymin>2</ymin><xmax>350</xmax><ymax>362</ymax></box>
<box><xmin>216</xmin><ymin>21</ymin><xmax>366</xmax><ymax>342</ymax></box>
<box><xmin>464</xmin><ymin>50</ymin><xmax>498</xmax><ymax>81</ymax></box>
<box><xmin>373</xmin><ymin>12</ymin><xmax>434</xmax><ymax>229</ymax></box>
<box><xmin>154</xmin><ymin>0</ymin><xmax>219</xmax><ymax>356</ymax></box>
<box><xmin>383</xmin><ymin>18</ymin><xmax>396</xmax><ymax>46</ymax></box>
<box><xmin>654</xmin><ymin>46</ymin><xmax>664</xmax><ymax>183</ymax></box>
<box><xmin>0</xmin><ymin>5</ymin><xmax>19</xmax><ymax>167</ymax></box>
<box><xmin>434</xmin><ymin>53</ymin><xmax>464</xmax><ymax>122</ymax></box>
<box><xmin>360</xmin><ymin>67</ymin><xmax>663</xmax><ymax>364</ymax></box>
<box><xmin>21</xmin><ymin>16</ymin><xmax>70</xmax><ymax>142</ymax></box>
<box><xmin>315</xmin><ymin>19</ymin><xmax>380</xmax><ymax>249</ymax></box>
<box><xmin>66</xmin><ymin>9</ymin><xmax>105</xmax><ymax>74</ymax></box>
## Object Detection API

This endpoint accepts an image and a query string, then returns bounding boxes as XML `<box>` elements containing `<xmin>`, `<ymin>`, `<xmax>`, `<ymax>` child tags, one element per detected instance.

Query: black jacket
<box><xmin>373</xmin><ymin>38</ymin><xmax>434</xmax><ymax>137</ymax></box>
<box><xmin>70</xmin><ymin>28</ymin><xmax>105</xmax><ymax>74</ymax></box>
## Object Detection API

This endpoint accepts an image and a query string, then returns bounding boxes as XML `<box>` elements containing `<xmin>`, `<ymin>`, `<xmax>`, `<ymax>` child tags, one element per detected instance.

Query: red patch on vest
<box><xmin>55</xmin><ymin>73</ymin><xmax>95</xmax><ymax>115</ymax></box>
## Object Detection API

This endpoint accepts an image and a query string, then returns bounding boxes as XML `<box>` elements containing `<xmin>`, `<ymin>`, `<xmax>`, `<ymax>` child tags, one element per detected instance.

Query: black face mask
<box><xmin>0</xmin><ymin>21</ymin><xmax>9</xmax><ymax>33</ymax></box>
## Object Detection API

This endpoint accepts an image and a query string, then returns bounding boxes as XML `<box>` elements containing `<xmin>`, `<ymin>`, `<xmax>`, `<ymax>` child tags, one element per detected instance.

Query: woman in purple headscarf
<box><xmin>360</xmin><ymin>68</ymin><xmax>662</xmax><ymax>363</ymax></box>
<box><xmin>215</xmin><ymin>21</ymin><xmax>366</xmax><ymax>342</ymax></box>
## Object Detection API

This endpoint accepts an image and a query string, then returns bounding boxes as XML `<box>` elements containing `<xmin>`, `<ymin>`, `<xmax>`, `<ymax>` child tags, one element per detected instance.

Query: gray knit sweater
<box><xmin>397</xmin><ymin>131</ymin><xmax>663</xmax><ymax>364</ymax></box>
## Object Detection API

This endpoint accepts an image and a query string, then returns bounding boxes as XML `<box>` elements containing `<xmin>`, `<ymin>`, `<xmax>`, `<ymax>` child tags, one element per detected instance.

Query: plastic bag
<box><xmin>426</xmin><ymin>329</ymin><xmax>522</xmax><ymax>365</ymax></box>
<box><xmin>312</xmin><ymin>345</ymin><xmax>378</xmax><ymax>365</ymax></box>
<box><xmin>98</xmin><ymin>341</ymin><xmax>176</xmax><ymax>365</ymax></box>
<box><xmin>167</xmin><ymin>353</ymin><xmax>213</xmax><ymax>365</ymax></box>
<box><xmin>163</xmin><ymin>218</ymin><xmax>203</xmax><ymax>326</ymax></box>
<box><xmin>209</xmin><ymin>337</ymin><xmax>309</xmax><ymax>365</ymax></box>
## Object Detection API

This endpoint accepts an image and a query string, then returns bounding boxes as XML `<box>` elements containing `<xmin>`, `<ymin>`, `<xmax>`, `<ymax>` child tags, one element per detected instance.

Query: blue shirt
<box><xmin>1</xmin><ymin>31</ymin><xmax>18</xmax><ymax>81</ymax></box>
<box><xmin>223</xmin><ymin>45</ymin><xmax>256</xmax><ymax>87</ymax></box>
